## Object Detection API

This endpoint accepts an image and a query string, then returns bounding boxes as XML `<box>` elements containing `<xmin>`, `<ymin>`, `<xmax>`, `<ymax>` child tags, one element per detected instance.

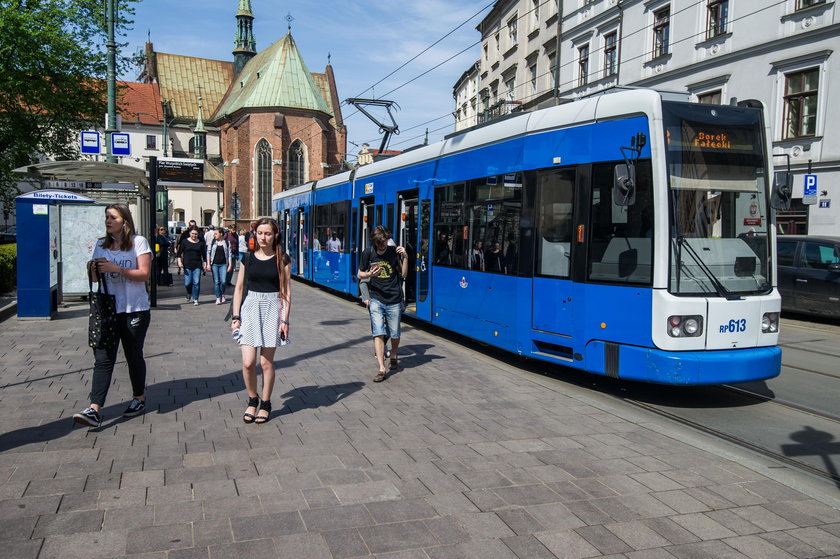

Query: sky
<box><xmin>121</xmin><ymin>0</ymin><xmax>494</xmax><ymax>162</ymax></box>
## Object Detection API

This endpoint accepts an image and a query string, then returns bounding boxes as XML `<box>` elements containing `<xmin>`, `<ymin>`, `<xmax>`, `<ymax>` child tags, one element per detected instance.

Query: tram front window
<box><xmin>663</xmin><ymin>101</ymin><xmax>772</xmax><ymax>296</ymax></box>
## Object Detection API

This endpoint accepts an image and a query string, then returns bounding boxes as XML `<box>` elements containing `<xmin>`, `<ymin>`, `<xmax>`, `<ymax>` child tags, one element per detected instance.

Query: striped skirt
<box><xmin>236</xmin><ymin>291</ymin><xmax>289</xmax><ymax>348</ymax></box>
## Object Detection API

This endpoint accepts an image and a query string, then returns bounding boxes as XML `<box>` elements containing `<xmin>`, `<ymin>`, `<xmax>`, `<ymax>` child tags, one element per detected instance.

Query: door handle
<box><xmin>795</xmin><ymin>278</ymin><xmax>808</xmax><ymax>283</ymax></box>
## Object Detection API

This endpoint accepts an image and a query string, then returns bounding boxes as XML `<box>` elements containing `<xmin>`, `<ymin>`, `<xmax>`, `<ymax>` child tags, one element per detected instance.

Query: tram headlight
<box><xmin>667</xmin><ymin>315</ymin><xmax>703</xmax><ymax>337</ymax></box>
<box><xmin>761</xmin><ymin>312</ymin><xmax>779</xmax><ymax>333</ymax></box>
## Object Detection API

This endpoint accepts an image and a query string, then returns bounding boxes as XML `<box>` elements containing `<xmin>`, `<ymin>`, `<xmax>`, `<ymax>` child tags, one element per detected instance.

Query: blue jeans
<box><xmin>211</xmin><ymin>263</ymin><xmax>227</xmax><ymax>298</ymax></box>
<box><xmin>369</xmin><ymin>298</ymin><xmax>401</xmax><ymax>339</ymax></box>
<box><xmin>184</xmin><ymin>267</ymin><xmax>201</xmax><ymax>300</ymax></box>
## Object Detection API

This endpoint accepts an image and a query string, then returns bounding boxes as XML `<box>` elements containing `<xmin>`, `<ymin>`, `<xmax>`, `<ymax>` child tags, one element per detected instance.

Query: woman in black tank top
<box><xmin>230</xmin><ymin>219</ymin><xmax>292</xmax><ymax>424</ymax></box>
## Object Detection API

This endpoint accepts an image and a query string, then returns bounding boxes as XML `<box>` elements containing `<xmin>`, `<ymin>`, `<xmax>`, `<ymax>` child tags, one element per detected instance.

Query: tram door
<box><xmin>532</xmin><ymin>169</ymin><xmax>575</xmax><ymax>341</ymax></box>
<box><xmin>282</xmin><ymin>209</ymin><xmax>292</xmax><ymax>263</ymax></box>
<box><xmin>398</xmin><ymin>191</ymin><xmax>418</xmax><ymax>314</ymax></box>
<box><xmin>297</xmin><ymin>208</ymin><xmax>307</xmax><ymax>277</ymax></box>
<box><xmin>356</xmin><ymin>197</ymin><xmax>375</xmax><ymax>281</ymax></box>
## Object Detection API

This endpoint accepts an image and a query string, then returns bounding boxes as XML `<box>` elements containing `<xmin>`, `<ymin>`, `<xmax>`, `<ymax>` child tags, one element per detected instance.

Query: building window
<box><xmin>796</xmin><ymin>0</ymin><xmax>826</xmax><ymax>9</ymax></box>
<box><xmin>548</xmin><ymin>51</ymin><xmax>556</xmax><ymax>90</ymax></box>
<box><xmin>697</xmin><ymin>90</ymin><xmax>722</xmax><ymax>104</ymax></box>
<box><xmin>495</xmin><ymin>33</ymin><xmax>500</xmax><ymax>54</ymax></box>
<box><xmin>256</xmin><ymin>139</ymin><xmax>272</xmax><ymax>216</ymax></box>
<box><xmin>707</xmin><ymin>0</ymin><xmax>728</xmax><ymax>39</ymax></box>
<box><xmin>505</xmin><ymin>76</ymin><xmax>516</xmax><ymax>101</ymax></box>
<box><xmin>532</xmin><ymin>0</ymin><xmax>540</xmax><ymax>30</ymax></box>
<box><xmin>507</xmin><ymin>16</ymin><xmax>518</xmax><ymax>48</ymax></box>
<box><xmin>483</xmin><ymin>43</ymin><xmax>488</xmax><ymax>62</ymax></box>
<box><xmin>288</xmin><ymin>139</ymin><xmax>305</xmax><ymax>187</ymax></box>
<box><xmin>653</xmin><ymin>7</ymin><xmax>670</xmax><ymax>58</ymax></box>
<box><xmin>783</xmin><ymin>68</ymin><xmax>819</xmax><ymax>138</ymax></box>
<box><xmin>604</xmin><ymin>32</ymin><xmax>617</xmax><ymax>77</ymax></box>
<box><xmin>530</xmin><ymin>63</ymin><xmax>538</xmax><ymax>94</ymax></box>
<box><xmin>146</xmin><ymin>135</ymin><xmax>156</xmax><ymax>150</ymax></box>
<box><xmin>578</xmin><ymin>44</ymin><xmax>589</xmax><ymax>87</ymax></box>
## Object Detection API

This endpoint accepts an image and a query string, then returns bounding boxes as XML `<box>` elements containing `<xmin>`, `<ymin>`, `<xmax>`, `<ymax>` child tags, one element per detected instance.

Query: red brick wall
<box><xmin>221</xmin><ymin>109</ymin><xmax>344</xmax><ymax>227</ymax></box>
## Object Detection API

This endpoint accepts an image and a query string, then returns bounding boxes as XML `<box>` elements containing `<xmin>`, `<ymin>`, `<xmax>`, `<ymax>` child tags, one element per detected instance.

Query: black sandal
<box><xmin>243</xmin><ymin>396</ymin><xmax>259</xmax><ymax>423</ymax></box>
<box><xmin>254</xmin><ymin>400</ymin><xmax>271</xmax><ymax>424</ymax></box>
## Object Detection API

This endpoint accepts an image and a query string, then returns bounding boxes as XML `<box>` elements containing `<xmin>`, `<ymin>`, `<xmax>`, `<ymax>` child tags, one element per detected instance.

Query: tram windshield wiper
<box><xmin>676</xmin><ymin>236</ymin><xmax>740</xmax><ymax>301</ymax></box>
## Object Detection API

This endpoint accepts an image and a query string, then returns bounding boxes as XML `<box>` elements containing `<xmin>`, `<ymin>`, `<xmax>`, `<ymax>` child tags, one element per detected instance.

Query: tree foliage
<box><xmin>0</xmin><ymin>0</ymin><xmax>138</xmax><ymax>208</ymax></box>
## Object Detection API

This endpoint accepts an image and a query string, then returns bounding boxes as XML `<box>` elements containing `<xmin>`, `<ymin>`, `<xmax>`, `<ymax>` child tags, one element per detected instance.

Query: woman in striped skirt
<box><xmin>230</xmin><ymin>218</ymin><xmax>291</xmax><ymax>423</ymax></box>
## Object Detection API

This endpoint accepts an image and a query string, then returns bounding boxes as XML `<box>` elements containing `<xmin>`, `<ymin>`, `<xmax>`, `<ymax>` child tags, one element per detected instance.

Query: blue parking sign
<box><xmin>803</xmin><ymin>174</ymin><xmax>817</xmax><ymax>205</ymax></box>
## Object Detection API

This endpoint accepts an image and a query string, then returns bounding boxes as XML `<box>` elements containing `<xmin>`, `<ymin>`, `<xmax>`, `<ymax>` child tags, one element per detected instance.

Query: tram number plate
<box><xmin>720</xmin><ymin>319</ymin><xmax>747</xmax><ymax>333</ymax></box>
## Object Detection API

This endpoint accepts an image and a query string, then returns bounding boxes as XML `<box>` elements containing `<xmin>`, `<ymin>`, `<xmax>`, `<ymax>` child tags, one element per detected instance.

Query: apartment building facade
<box><xmin>457</xmin><ymin>0</ymin><xmax>839</xmax><ymax>234</ymax></box>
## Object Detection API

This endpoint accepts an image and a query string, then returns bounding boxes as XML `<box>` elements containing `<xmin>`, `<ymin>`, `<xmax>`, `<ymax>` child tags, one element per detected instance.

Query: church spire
<box><xmin>193</xmin><ymin>95</ymin><xmax>207</xmax><ymax>159</ymax></box>
<box><xmin>233</xmin><ymin>0</ymin><xmax>256</xmax><ymax>76</ymax></box>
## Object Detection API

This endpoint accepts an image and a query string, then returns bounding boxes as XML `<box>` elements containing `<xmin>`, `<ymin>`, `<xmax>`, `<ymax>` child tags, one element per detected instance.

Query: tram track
<box><xmin>622</xmin><ymin>396</ymin><xmax>840</xmax><ymax>485</ymax></box>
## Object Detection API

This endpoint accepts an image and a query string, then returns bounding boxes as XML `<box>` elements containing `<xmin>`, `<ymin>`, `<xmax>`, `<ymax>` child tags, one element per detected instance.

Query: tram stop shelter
<box><xmin>12</xmin><ymin>161</ymin><xmax>155</xmax><ymax>319</ymax></box>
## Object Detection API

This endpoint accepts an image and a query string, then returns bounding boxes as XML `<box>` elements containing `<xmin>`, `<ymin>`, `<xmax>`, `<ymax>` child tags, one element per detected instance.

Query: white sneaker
<box><xmin>193</xmin><ymin>300</ymin><xmax>199</xmax><ymax>306</ymax></box>
<box><xmin>215</xmin><ymin>298</ymin><xmax>221</xmax><ymax>305</ymax></box>
<box><xmin>221</xmin><ymin>295</ymin><xmax>226</xmax><ymax>303</ymax></box>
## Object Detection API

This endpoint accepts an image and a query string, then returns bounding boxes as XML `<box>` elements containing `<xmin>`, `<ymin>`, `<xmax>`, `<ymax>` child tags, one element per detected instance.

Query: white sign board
<box><xmin>81</xmin><ymin>131</ymin><xmax>100</xmax><ymax>154</ymax></box>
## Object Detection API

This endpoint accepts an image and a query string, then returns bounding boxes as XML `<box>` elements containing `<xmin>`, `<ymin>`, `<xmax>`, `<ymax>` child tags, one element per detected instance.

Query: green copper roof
<box><xmin>236</xmin><ymin>0</ymin><xmax>253</xmax><ymax>18</ymax></box>
<box><xmin>214</xmin><ymin>33</ymin><xmax>332</xmax><ymax>118</ymax></box>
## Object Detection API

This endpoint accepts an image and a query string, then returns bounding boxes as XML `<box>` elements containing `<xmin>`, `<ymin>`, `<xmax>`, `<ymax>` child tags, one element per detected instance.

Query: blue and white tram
<box><xmin>273</xmin><ymin>88</ymin><xmax>784</xmax><ymax>385</ymax></box>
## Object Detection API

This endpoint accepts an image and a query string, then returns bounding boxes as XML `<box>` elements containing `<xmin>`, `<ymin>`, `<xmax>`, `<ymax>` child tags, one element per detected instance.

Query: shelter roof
<box><xmin>13</xmin><ymin>161</ymin><xmax>149</xmax><ymax>189</ymax></box>
<box><xmin>155</xmin><ymin>53</ymin><xmax>233</xmax><ymax>120</ymax></box>
<box><xmin>212</xmin><ymin>33</ymin><xmax>332</xmax><ymax>120</ymax></box>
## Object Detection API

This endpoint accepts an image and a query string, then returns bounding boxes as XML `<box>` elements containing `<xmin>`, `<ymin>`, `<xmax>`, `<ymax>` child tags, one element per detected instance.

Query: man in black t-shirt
<box><xmin>359</xmin><ymin>226</ymin><xmax>408</xmax><ymax>382</ymax></box>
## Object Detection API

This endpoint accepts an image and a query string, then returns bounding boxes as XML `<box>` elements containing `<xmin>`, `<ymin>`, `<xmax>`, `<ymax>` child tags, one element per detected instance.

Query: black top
<box><xmin>179</xmin><ymin>239</ymin><xmax>206</xmax><ymax>269</ymax></box>
<box><xmin>360</xmin><ymin>246</ymin><xmax>402</xmax><ymax>305</ymax></box>
<box><xmin>245</xmin><ymin>253</ymin><xmax>280</xmax><ymax>293</ymax></box>
<box><xmin>212</xmin><ymin>245</ymin><xmax>227</xmax><ymax>264</ymax></box>
<box><xmin>155</xmin><ymin>234</ymin><xmax>170</xmax><ymax>253</ymax></box>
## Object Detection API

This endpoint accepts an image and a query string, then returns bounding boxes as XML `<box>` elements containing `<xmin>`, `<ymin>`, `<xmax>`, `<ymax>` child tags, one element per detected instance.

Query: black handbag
<box><xmin>88</xmin><ymin>271</ymin><xmax>118</xmax><ymax>349</ymax></box>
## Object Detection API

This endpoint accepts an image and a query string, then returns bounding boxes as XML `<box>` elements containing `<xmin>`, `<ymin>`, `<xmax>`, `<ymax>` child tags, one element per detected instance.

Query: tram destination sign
<box><xmin>157</xmin><ymin>158</ymin><xmax>204</xmax><ymax>186</ymax></box>
<box><xmin>667</xmin><ymin>123</ymin><xmax>756</xmax><ymax>152</ymax></box>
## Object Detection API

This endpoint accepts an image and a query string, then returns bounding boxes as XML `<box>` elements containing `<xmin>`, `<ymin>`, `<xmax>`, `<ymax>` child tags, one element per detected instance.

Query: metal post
<box><xmin>149</xmin><ymin>156</ymin><xmax>158</xmax><ymax>307</ymax></box>
<box><xmin>105</xmin><ymin>0</ymin><xmax>117</xmax><ymax>163</ymax></box>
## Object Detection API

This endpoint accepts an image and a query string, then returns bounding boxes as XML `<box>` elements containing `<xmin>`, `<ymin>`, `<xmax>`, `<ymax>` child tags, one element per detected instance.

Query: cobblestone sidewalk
<box><xmin>0</xmin><ymin>277</ymin><xmax>838</xmax><ymax>558</ymax></box>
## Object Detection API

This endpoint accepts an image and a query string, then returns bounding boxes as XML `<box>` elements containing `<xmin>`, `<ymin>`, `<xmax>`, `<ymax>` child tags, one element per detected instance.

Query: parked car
<box><xmin>777</xmin><ymin>235</ymin><xmax>840</xmax><ymax>319</ymax></box>
<box><xmin>0</xmin><ymin>226</ymin><xmax>15</xmax><ymax>244</ymax></box>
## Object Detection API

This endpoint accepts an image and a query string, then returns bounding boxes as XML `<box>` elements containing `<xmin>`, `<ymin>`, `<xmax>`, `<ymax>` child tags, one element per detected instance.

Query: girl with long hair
<box><xmin>73</xmin><ymin>204</ymin><xmax>152</xmax><ymax>427</ymax></box>
<box><xmin>230</xmin><ymin>218</ymin><xmax>291</xmax><ymax>423</ymax></box>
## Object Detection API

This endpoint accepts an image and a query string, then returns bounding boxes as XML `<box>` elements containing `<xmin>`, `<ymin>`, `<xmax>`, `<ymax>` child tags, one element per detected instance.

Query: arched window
<box><xmin>256</xmin><ymin>139</ymin><xmax>272</xmax><ymax>216</ymax></box>
<box><xmin>288</xmin><ymin>139</ymin><xmax>305</xmax><ymax>187</ymax></box>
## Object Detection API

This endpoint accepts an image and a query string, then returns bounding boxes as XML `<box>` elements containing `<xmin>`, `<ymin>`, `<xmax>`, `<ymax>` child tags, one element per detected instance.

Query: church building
<box><xmin>139</xmin><ymin>0</ymin><xmax>346</xmax><ymax>229</ymax></box>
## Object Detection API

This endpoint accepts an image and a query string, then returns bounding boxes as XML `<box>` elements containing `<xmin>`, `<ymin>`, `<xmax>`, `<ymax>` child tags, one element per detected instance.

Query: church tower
<box><xmin>232</xmin><ymin>0</ymin><xmax>256</xmax><ymax>76</ymax></box>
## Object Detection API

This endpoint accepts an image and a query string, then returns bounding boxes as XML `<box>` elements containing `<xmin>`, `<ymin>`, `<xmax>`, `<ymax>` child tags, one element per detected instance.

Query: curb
<box><xmin>0</xmin><ymin>300</ymin><xmax>16</xmax><ymax>323</ymax></box>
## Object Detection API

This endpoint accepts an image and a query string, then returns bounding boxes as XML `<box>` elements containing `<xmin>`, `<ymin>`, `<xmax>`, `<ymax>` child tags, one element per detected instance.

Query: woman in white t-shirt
<box><xmin>73</xmin><ymin>204</ymin><xmax>152</xmax><ymax>428</ymax></box>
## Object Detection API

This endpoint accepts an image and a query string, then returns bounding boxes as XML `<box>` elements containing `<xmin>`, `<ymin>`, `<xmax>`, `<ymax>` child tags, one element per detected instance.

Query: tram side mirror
<box><xmin>771</xmin><ymin>171</ymin><xmax>792</xmax><ymax>210</ymax></box>
<box><xmin>613</xmin><ymin>164</ymin><xmax>636</xmax><ymax>206</ymax></box>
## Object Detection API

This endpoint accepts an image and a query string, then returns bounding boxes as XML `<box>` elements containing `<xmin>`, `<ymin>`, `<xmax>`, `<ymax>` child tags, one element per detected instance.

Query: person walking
<box><xmin>176</xmin><ymin>219</ymin><xmax>198</xmax><ymax>276</ymax></box>
<box><xmin>225</xmin><ymin>227</ymin><xmax>239</xmax><ymax>281</ymax></box>
<box><xmin>358</xmin><ymin>225</ymin><xmax>408</xmax><ymax>382</ymax></box>
<box><xmin>177</xmin><ymin>226</ymin><xmax>206</xmax><ymax>305</ymax></box>
<box><xmin>73</xmin><ymin>203</ymin><xmax>152</xmax><ymax>427</ymax></box>
<box><xmin>238</xmin><ymin>228</ymin><xmax>248</xmax><ymax>268</ymax></box>
<box><xmin>230</xmin><ymin>218</ymin><xmax>291</xmax><ymax>424</ymax></box>
<box><xmin>207</xmin><ymin>227</ymin><xmax>232</xmax><ymax>305</ymax></box>
<box><xmin>154</xmin><ymin>226</ymin><xmax>172</xmax><ymax>285</ymax></box>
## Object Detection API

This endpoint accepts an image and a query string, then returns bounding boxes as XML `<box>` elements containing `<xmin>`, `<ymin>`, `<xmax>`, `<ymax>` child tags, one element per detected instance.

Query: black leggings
<box><xmin>90</xmin><ymin>310</ymin><xmax>151</xmax><ymax>407</ymax></box>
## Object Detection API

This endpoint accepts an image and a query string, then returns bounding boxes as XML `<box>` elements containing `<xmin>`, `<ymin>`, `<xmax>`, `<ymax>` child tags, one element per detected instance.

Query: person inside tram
<box><xmin>434</xmin><ymin>230</ymin><xmax>451</xmax><ymax>265</ymax></box>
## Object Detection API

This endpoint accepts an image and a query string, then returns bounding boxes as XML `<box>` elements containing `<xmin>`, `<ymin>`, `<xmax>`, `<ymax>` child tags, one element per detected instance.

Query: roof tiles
<box><xmin>155</xmin><ymin>53</ymin><xmax>233</xmax><ymax>120</ymax></box>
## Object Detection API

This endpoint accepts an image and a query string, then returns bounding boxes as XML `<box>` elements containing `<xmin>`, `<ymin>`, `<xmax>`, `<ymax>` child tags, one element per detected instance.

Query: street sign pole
<box><xmin>105</xmin><ymin>0</ymin><xmax>117</xmax><ymax>163</ymax></box>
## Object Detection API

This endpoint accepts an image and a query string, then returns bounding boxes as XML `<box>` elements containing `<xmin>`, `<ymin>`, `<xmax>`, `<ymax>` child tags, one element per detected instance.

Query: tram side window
<box><xmin>535</xmin><ymin>169</ymin><xmax>574</xmax><ymax>278</ymax></box>
<box><xmin>314</xmin><ymin>202</ymin><xmax>347</xmax><ymax>253</ymax></box>
<box><xmin>434</xmin><ymin>183</ymin><xmax>466</xmax><ymax>267</ymax></box>
<box><xmin>588</xmin><ymin>161</ymin><xmax>654</xmax><ymax>285</ymax></box>
<box><xmin>434</xmin><ymin>175</ymin><xmax>523</xmax><ymax>274</ymax></box>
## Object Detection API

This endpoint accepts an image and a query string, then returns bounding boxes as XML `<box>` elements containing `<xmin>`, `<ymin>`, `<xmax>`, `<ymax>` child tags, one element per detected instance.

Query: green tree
<box><xmin>0</xmin><ymin>0</ymin><xmax>138</xmax><ymax>206</ymax></box>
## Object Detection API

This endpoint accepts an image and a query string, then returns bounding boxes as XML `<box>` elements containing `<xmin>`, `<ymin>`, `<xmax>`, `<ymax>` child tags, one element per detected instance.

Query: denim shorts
<box><xmin>369</xmin><ymin>298</ymin><xmax>401</xmax><ymax>339</ymax></box>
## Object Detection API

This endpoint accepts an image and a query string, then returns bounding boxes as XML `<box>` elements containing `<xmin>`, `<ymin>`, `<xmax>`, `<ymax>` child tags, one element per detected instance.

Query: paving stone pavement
<box><xmin>1</xmin><ymin>273</ymin><xmax>839</xmax><ymax>559</ymax></box>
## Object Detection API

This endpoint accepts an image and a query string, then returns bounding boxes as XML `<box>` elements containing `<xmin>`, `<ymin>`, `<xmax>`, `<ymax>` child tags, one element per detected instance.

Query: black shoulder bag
<box><xmin>88</xmin><ymin>271</ymin><xmax>118</xmax><ymax>349</ymax></box>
